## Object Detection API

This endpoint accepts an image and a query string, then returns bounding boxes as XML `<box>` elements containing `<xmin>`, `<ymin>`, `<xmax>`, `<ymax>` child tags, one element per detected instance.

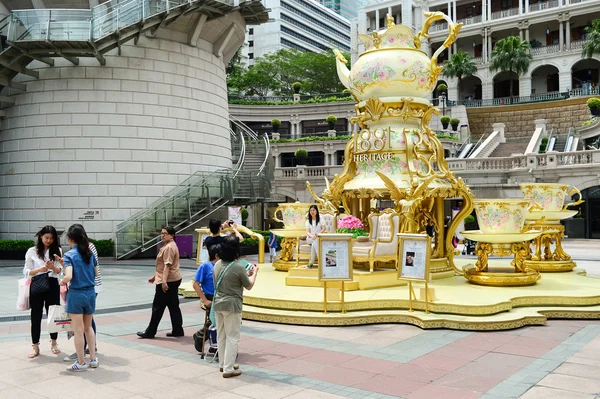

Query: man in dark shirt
<box><xmin>204</xmin><ymin>219</ymin><xmax>243</xmax><ymax>252</ymax></box>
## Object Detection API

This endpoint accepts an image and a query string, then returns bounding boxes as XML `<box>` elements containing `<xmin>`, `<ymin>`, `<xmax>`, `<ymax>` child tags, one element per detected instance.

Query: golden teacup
<box><xmin>472</xmin><ymin>199</ymin><xmax>532</xmax><ymax>234</ymax></box>
<box><xmin>520</xmin><ymin>183</ymin><xmax>581</xmax><ymax>212</ymax></box>
<box><xmin>272</xmin><ymin>203</ymin><xmax>314</xmax><ymax>230</ymax></box>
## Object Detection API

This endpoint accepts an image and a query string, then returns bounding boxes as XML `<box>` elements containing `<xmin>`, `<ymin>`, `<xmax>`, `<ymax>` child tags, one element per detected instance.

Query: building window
<box><xmin>249</xmin><ymin>40</ymin><xmax>254</xmax><ymax>47</ymax></box>
<box><xmin>249</xmin><ymin>28</ymin><xmax>253</xmax><ymax>35</ymax></box>
<box><xmin>249</xmin><ymin>53</ymin><xmax>254</xmax><ymax>59</ymax></box>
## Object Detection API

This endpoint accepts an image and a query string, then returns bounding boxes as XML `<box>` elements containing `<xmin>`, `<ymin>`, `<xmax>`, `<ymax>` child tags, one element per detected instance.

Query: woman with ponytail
<box><xmin>57</xmin><ymin>224</ymin><xmax>99</xmax><ymax>372</ymax></box>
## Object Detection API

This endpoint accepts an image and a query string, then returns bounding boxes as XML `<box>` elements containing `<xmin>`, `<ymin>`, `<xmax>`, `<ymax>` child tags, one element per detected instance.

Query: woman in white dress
<box><xmin>305</xmin><ymin>205</ymin><xmax>325</xmax><ymax>268</ymax></box>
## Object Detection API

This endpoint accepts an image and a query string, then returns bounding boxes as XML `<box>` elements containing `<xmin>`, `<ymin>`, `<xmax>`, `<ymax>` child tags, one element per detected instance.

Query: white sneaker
<box><xmin>89</xmin><ymin>358</ymin><xmax>99</xmax><ymax>368</ymax></box>
<box><xmin>67</xmin><ymin>361</ymin><xmax>88</xmax><ymax>372</ymax></box>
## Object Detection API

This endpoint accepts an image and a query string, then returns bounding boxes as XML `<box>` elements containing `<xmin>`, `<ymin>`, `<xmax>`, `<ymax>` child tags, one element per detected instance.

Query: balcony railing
<box><xmin>456</xmin><ymin>15</ymin><xmax>482</xmax><ymax>26</ymax></box>
<box><xmin>531</xmin><ymin>44</ymin><xmax>560</xmax><ymax>56</ymax></box>
<box><xmin>491</xmin><ymin>7</ymin><xmax>519</xmax><ymax>20</ymax></box>
<box><xmin>275</xmin><ymin>150</ymin><xmax>600</xmax><ymax>182</ymax></box>
<box><xmin>529</xmin><ymin>0</ymin><xmax>559</xmax><ymax>12</ymax></box>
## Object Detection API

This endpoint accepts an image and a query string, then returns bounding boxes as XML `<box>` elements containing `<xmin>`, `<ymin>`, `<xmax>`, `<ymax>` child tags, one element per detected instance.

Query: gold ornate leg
<box><xmin>532</xmin><ymin>235</ymin><xmax>542</xmax><ymax>261</ymax></box>
<box><xmin>553</xmin><ymin>228</ymin><xmax>571</xmax><ymax>261</ymax></box>
<box><xmin>474</xmin><ymin>243</ymin><xmax>492</xmax><ymax>272</ymax></box>
<box><xmin>279</xmin><ymin>238</ymin><xmax>296</xmax><ymax>262</ymax></box>
<box><xmin>510</xmin><ymin>242</ymin><xmax>529</xmax><ymax>272</ymax></box>
<box><xmin>543</xmin><ymin>235</ymin><xmax>553</xmax><ymax>261</ymax></box>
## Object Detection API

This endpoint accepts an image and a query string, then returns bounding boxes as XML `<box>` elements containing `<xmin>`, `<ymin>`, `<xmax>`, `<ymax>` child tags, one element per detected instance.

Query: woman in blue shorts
<box><xmin>58</xmin><ymin>225</ymin><xmax>99</xmax><ymax>372</ymax></box>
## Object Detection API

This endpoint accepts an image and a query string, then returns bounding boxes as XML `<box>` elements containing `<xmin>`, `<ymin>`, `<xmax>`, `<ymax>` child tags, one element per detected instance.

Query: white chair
<box><xmin>352</xmin><ymin>209</ymin><xmax>400</xmax><ymax>273</ymax></box>
<box><xmin>295</xmin><ymin>212</ymin><xmax>337</xmax><ymax>268</ymax></box>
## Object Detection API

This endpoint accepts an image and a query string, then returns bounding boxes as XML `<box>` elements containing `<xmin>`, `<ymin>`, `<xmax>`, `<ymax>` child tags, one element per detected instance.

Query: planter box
<box><xmin>0</xmin><ymin>250</ymin><xmax>27</xmax><ymax>260</ymax></box>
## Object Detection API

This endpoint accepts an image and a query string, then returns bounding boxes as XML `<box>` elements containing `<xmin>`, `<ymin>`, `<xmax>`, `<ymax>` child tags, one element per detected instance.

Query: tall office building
<box><xmin>319</xmin><ymin>0</ymin><xmax>367</xmax><ymax>20</ymax></box>
<box><xmin>243</xmin><ymin>0</ymin><xmax>351</xmax><ymax>66</ymax></box>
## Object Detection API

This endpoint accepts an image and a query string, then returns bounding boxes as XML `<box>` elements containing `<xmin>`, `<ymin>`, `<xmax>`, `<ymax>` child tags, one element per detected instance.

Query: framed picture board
<box><xmin>397</xmin><ymin>233</ymin><xmax>432</xmax><ymax>282</ymax></box>
<box><xmin>318</xmin><ymin>234</ymin><xmax>353</xmax><ymax>282</ymax></box>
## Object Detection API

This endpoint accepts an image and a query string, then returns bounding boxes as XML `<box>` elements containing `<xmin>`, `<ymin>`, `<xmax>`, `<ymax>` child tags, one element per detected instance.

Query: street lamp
<box><xmin>441</xmin><ymin>92</ymin><xmax>446</xmax><ymax>116</ymax></box>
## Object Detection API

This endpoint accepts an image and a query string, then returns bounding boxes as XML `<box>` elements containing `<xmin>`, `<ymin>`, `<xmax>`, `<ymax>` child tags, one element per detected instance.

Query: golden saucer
<box><xmin>524</xmin><ymin>260</ymin><xmax>577</xmax><ymax>273</ymax></box>
<box><xmin>463</xmin><ymin>266</ymin><xmax>541</xmax><ymax>287</ymax></box>
<box><xmin>461</xmin><ymin>230</ymin><xmax>543</xmax><ymax>244</ymax></box>
<box><xmin>525</xmin><ymin>210</ymin><xmax>578</xmax><ymax>221</ymax></box>
<box><xmin>270</xmin><ymin>229</ymin><xmax>306</xmax><ymax>238</ymax></box>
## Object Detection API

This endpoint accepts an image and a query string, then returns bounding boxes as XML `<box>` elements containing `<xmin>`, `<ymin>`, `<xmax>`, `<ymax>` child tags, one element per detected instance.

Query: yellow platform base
<box><xmin>179</xmin><ymin>259</ymin><xmax>600</xmax><ymax>330</ymax></box>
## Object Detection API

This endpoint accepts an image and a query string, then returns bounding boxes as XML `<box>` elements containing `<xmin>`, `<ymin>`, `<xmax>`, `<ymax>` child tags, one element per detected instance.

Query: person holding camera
<box><xmin>137</xmin><ymin>226</ymin><xmax>184</xmax><ymax>339</ymax></box>
<box><xmin>204</xmin><ymin>219</ymin><xmax>244</xmax><ymax>253</ymax></box>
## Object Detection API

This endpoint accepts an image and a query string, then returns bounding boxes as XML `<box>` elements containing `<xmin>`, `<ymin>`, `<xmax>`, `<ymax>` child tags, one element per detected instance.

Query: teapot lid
<box><xmin>359</xmin><ymin>14</ymin><xmax>424</xmax><ymax>53</ymax></box>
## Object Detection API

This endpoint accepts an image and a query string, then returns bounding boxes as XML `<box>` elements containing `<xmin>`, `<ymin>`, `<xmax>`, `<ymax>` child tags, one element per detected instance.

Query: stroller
<box><xmin>462</xmin><ymin>239</ymin><xmax>476</xmax><ymax>255</ymax></box>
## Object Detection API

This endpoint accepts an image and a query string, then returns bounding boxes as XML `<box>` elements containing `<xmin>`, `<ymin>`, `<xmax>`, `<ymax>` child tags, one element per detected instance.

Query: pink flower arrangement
<box><xmin>337</xmin><ymin>215</ymin><xmax>364</xmax><ymax>230</ymax></box>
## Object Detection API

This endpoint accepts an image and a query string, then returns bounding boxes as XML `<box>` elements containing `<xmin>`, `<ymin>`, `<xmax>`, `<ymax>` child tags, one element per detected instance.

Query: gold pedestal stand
<box><xmin>523</xmin><ymin>222</ymin><xmax>576</xmax><ymax>272</ymax></box>
<box><xmin>462</xmin><ymin>231</ymin><xmax>543</xmax><ymax>287</ymax></box>
<box><xmin>271</xmin><ymin>229</ymin><xmax>305</xmax><ymax>272</ymax></box>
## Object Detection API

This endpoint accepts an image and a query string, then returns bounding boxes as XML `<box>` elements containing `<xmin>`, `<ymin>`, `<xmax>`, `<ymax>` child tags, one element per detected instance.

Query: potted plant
<box><xmin>241</xmin><ymin>208</ymin><xmax>249</xmax><ymax>226</ymax></box>
<box><xmin>440</xmin><ymin>116</ymin><xmax>451</xmax><ymax>130</ymax></box>
<box><xmin>295</xmin><ymin>148</ymin><xmax>308</xmax><ymax>165</ymax></box>
<box><xmin>539</xmin><ymin>137</ymin><xmax>549</xmax><ymax>153</ymax></box>
<box><xmin>437</xmin><ymin>83</ymin><xmax>448</xmax><ymax>95</ymax></box>
<box><xmin>586</xmin><ymin>97</ymin><xmax>600</xmax><ymax>116</ymax></box>
<box><xmin>271</xmin><ymin>118</ymin><xmax>281</xmax><ymax>133</ymax></box>
<box><xmin>463</xmin><ymin>214</ymin><xmax>477</xmax><ymax>230</ymax></box>
<box><xmin>326</xmin><ymin>115</ymin><xmax>337</xmax><ymax>130</ymax></box>
<box><xmin>292</xmin><ymin>82</ymin><xmax>302</xmax><ymax>94</ymax></box>
<box><xmin>450</xmin><ymin>118</ymin><xmax>460</xmax><ymax>131</ymax></box>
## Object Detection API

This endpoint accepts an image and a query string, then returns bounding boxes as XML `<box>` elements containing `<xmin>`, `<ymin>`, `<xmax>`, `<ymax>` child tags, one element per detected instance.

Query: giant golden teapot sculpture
<box><xmin>334</xmin><ymin>12</ymin><xmax>462</xmax><ymax>103</ymax></box>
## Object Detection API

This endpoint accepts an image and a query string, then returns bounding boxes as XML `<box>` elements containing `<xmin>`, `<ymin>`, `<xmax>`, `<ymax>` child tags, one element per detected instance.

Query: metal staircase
<box><xmin>0</xmin><ymin>0</ymin><xmax>268</xmax><ymax>93</ymax></box>
<box><xmin>115</xmin><ymin>118</ymin><xmax>272</xmax><ymax>259</ymax></box>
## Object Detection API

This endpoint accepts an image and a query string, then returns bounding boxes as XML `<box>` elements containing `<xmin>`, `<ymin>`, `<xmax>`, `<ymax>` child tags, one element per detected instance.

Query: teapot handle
<box><xmin>416</xmin><ymin>12</ymin><xmax>463</xmax><ymax>77</ymax></box>
<box><xmin>563</xmin><ymin>186</ymin><xmax>584</xmax><ymax>210</ymax></box>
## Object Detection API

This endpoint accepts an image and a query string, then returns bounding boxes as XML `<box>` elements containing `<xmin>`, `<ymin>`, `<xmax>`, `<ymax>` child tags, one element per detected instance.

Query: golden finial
<box><xmin>386</xmin><ymin>14</ymin><xmax>395</xmax><ymax>29</ymax></box>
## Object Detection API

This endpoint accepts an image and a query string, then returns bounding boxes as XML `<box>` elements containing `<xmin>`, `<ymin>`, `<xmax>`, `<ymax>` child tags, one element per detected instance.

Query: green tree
<box><xmin>582</xmin><ymin>19</ymin><xmax>600</xmax><ymax>58</ymax></box>
<box><xmin>226</xmin><ymin>49</ymin><xmax>350</xmax><ymax>97</ymax></box>
<box><xmin>441</xmin><ymin>50</ymin><xmax>477</xmax><ymax>101</ymax></box>
<box><xmin>489</xmin><ymin>36</ymin><xmax>532</xmax><ymax>102</ymax></box>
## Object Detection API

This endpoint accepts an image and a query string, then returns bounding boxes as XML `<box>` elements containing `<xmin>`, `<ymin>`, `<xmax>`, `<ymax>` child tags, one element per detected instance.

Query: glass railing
<box><xmin>115</xmin><ymin>119</ymin><xmax>272</xmax><ymax>259</ymax></box>
<box><xmin>4</xmin><ymin>0</ymin><xmax>238</xmax><ymax>44</ymax></box>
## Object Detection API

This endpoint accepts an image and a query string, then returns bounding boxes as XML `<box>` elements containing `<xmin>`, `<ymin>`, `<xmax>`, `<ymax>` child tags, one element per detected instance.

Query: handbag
<box><xmin>16</xmin><ymin>278</ymin><xmax>31</xmax><ymax>311</ymax></box>
<box><xmin>209</xmin><ymin>261</ymin><xmax>235</xmax><ymax>326</ymax></box>
<box><xmin>30</xmin><ymin>272</ymin><xmax>50</xmax><ymax>295</ymax></box>
<box><xmin>47</xmin><ymin>305</ymin><xmax>73</xmax><ymax>333</ymax></box>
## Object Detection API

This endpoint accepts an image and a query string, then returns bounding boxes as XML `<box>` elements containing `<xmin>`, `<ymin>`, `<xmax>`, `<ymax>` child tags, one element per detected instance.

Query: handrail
<box><xmin>564</xmin><ymin>127</ymin><xmax>574</xmax><ymax>152</ymax></box>
<box><xmin>467</xmin><ymin>133</ymin><xmax>486</xmax><ymax>158</ymax></box>
<box><xmin>546</xmin><ymin>128</ymin><xmax>554</xmax><ymax>152</ymax></box>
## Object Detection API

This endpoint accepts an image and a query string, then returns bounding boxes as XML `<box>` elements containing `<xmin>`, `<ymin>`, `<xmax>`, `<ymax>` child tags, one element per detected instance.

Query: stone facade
<box><xmin>0</xmin><ymin>36</ymin><xmax>234</xmax><ymax>240</ymax></box>
<box><xmin>467</xmin><ymin>98</ymin><xmax>591</xmax><ymax>140</ymax></box>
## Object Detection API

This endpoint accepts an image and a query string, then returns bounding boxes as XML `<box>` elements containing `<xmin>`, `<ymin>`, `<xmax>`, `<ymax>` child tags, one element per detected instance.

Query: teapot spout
<box><xmin>333</xmin><ymin>49</ymin><xmax>351</xmax><ymax>90</ymax></box>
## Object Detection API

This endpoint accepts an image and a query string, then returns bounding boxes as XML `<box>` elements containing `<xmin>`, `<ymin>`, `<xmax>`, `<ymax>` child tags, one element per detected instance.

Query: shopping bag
<box><xmin>16</xmin><ymin>278</ymin><xmax>31</xmax><ymax>311</ymax></box>
<box><xmin>200</xmin><ymin>247</ymin><xmax>209</xmax><ymax>263</ymax></box>
<box><xmin>47</xmin><ymin>305</ymin><xmax>73</xmax><ymax>333</ymax></box>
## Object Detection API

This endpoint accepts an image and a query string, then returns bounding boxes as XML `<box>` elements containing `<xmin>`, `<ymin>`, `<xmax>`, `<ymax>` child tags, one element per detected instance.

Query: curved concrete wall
<box><xmin>0</xmin><ymin>36</ymin><xmax>232</xmax><ymax>240</ymax></box>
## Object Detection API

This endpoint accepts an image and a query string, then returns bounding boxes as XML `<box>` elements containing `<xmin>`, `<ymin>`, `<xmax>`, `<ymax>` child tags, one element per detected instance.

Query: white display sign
<box><xmin>318</xmin><ymin>234</ymin><xmax>353</xmax><ymax>281</ymax></box>
<box><xmin>398</xmin><ymin>234</ymin><xmax>431</xmax><ymax>282</ymax></box>
<box><xmin>228</xmin><ymin>207</ymin><xmax>242</xmax><ymax>225</ymax></box>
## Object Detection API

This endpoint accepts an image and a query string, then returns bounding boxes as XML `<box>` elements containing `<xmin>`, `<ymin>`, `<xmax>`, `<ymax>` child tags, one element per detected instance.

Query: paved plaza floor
<box><xmin>1</xmin><ymin>240</ymin><xmax>599</xmax><ymax>398</ymax></box>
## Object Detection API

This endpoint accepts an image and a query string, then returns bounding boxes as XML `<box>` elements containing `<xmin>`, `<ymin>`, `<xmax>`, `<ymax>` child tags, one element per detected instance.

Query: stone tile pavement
<box><xmin>1</xmin><ymin>239</ymin><xmax>600</xmax><ymax>398</ymax></box>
